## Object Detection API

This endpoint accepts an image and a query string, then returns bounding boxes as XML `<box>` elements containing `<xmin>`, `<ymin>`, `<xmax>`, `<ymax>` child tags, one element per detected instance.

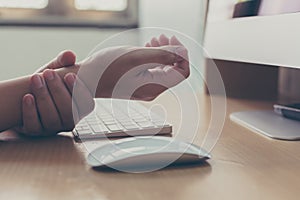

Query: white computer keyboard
<box><xmin>73</xmin><ymin>99</ymin><xmax>172</xmax><ymax>139</ymax></box>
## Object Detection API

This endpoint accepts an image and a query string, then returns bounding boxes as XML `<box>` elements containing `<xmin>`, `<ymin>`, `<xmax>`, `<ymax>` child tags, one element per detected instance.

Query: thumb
<box><xmin>49</xmin><ymin>50</ymin><xmax>76</xmax><ymax>69</ymax></box>
<box><xmin>35</xmin><ymin>50</ymin><xmax>76</xmax><ymax>73</ymax></box>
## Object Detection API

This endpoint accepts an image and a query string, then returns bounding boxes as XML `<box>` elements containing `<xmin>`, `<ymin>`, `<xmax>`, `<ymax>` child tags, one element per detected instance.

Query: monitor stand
<box><xmin>230</xmin><ymin>110</ymin><xmax>300</xmax><ymax>140</ymax></box>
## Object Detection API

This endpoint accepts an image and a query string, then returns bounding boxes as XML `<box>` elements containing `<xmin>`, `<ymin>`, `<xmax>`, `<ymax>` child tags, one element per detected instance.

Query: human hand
<box><xmin>77</xmin><ymin>35</ymin><xmax>189</xmax><ymax>101</ymax></box>
<box><xmin>16</xmin><ymin>51</ymin><xmax>94</xmax><ymax>136</ymax></box>
<box><xmin>35</xmin><ymin>50</ymin><xmax>77</xmax><ymax>73</ymax></box>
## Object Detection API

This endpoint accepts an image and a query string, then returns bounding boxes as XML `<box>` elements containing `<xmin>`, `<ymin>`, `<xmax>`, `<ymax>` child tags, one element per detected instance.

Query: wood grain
<box><xmin>0</xmin><ymin>95</ymin><xmax>299</xmax><ymax>200</ymax></box>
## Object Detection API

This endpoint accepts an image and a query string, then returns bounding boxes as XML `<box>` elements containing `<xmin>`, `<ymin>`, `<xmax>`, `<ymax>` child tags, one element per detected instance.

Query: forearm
<box><xmin>0</xmin><ymin>44</ymin><xmax>186</xmax><ymax>132</ymax></box>
<box><xmin>0</xmin><ymin>76</ymin><xmax>31</xmax><ymax>131</ymax></box>
<box><xmin>0</xmin><ymin>65</ymin><xmax>79</xmax><ymax>132</ymax></box>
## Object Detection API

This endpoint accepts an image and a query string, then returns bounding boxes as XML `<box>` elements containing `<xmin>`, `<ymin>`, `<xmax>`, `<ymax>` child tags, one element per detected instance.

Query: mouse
<box><xmin>87</xmin><ymin>136</ymin><xmax>210</xmax><ymax>172</ymax></box>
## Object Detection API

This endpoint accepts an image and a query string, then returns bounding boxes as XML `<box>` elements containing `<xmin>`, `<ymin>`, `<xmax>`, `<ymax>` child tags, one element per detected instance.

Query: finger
<box><xmin>51</xmin><ymin>50</ymin><xmax>76</xmax><ymax>68</ymax></box>
<box><xmin>150</xmin><ymin>37</ymin><xmax>160</xmax><ymax>47</ymax></box>
<box><xmin>64</xmin><ymin>73</ymin><xmax>95</xmax><ymax>121</ymax></box>
<box><xmin>43</xmin><ymin>69</ymin><xmax>76</xmax><ymax>131</ymax></box>
<box><xmin>164</xmin><ymin>63</ymin><xmax>190</xmax><ymax>81</ymax></box>
<box><xmin>170</xmin><ymin>36</ymin><xmax>183</xmax><ymax>46</ymax></box>
<box><xmin>146</xmin><ymin>65</ymin><xmax>188</xmax><ymax>89</ymax></box>
<box><xmin>36</xmin><ymin>50</ymin><xmax>76</xmax><ymax>73</ymax></box>
<box><xmin>152</xmin><ymin>48</ymin><xmax>190</xmax><ymax>81</ymax></box>
<box><xmin>174</xmin><ymin>61</ymin><xmax>190</xmax><ymax>78</ymax></box>
<box><xmin>30</xmin><ymin>74</ymin><xmax>62</xmax><ymax>133</ymax></box>
<box><xmin>163</xmin><ymin>36</ymin><xmax>189</xmax><ymax>72</ymax></box>
<box><xmin>21</xmin><ymin>94</ymin><xmax>43</xmax><ymax>135</ymax></box>
<box><xmin>158</xmin><ymin>34</ymin><xmax>169</xmax><ymax>46</ymax></box>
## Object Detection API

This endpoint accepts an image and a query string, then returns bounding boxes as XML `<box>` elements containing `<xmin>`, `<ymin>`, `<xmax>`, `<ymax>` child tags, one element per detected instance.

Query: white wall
<box><xmin>139</xmin><ymin>0</ymin><xmax>206</xmax><ymax>42</ymax></box>
<box><xmin>139</xmin><ymin>0</ymin><xmax>207</xmax><ymax>91</ymax></box>
<box><xmin>0</xmin><ymin>28</ymin><xmax>121</xmax><ymax>80</ymax></box>
<box><xmin>0</xmin><ymin>0</ymin><xmax>205</xmax><ymax>81</ymax></box>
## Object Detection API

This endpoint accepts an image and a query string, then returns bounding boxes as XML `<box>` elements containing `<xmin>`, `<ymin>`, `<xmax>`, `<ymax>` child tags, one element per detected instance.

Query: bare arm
<box><xmin>0</xmin><ymin>65</ymin><xmax>79</xmax><ymax>132</ymax></box>
<box><xmin>1</xmin><ymin>35</ymin><xmax>189</xmax><ymax>133</ymax></box>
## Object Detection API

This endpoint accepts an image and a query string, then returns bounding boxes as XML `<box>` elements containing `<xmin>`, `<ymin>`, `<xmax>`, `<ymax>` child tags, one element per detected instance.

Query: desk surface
<box><xmin>0</xmin><ymin>96</ymin><xmax>300</xmax><ymax>200</ymax></box>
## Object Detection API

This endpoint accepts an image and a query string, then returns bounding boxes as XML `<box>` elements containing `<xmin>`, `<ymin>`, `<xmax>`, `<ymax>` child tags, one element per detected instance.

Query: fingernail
<box><xmin>43</xmin><ymin>70</ymin><xmax>54</xmax><ymax>81</ymax></box>
<box><xmin>66</xmin><ymin>73</ymin><xmax>76</xmax><ymax>85</ymax></box>
<box><xmin>32</xmin><ymin>75</ymin><xmax>43</xmax><ymax>89</ymax></box>
<box><xmin>24</xmin><ymin>95</ymin><xmax>33</xmax><ymax>106</ymax></box>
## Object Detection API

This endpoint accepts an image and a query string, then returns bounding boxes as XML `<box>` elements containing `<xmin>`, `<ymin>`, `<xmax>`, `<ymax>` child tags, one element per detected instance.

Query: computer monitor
<box><xmin>204</xmin><ymin>4</ymin><xmax>300</xmax><ymax>69</ymax></box>
<box><xmin>204</xmin><ymin>0</ymin><xmax>300</xmax><ymax>140</ymax></box>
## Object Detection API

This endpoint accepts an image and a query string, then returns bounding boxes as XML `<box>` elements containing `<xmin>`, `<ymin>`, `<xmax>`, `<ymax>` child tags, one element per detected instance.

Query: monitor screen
<box><xmin>259</xmin><ymin>0</ymin><xmax>300</xmax><ymax>16</ymax></box>
<box><xmin>204</xmin><ymin>0</ymin><xmax>300</xmax><ymax>69</ymax></box>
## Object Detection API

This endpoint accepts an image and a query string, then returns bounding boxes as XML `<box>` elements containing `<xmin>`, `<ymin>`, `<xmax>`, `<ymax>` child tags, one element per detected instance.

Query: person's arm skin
<box><xmin>0</xmin><ymin>67</ymin><xmax>78</xmax><ymax>132</ymax></box>
<box><xmin>16</xmin><ymin>50</ymin><xmax>94</xmax><ymax>136</ymax></box>
<box><xmin>18</xmin><ymin>71</ymin><xmax>94</xmax><ymax>135</ymax></box>
<box><xmin>15</xmin><ymin>50</ymin><xmax>76</xmax><ymax>135</ymax></box>
<box><xmin>20</xmin><ymin>35</ymin><xmax>188</xmax><ymax>136</ymax></box>
<box><xmin>76</xmin><ymin>35</ymin><xmax>189</xmax><ymax>100</ymax></box>
<box><xmin>0</xmin><ymin>35</ymin><xmax>189</xmax><ymax>132</ymax></box>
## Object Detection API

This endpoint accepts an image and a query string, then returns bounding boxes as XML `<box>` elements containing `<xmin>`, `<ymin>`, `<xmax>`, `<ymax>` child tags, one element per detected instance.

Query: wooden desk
<box><xmin>0</xmin><ymin>96</ymin><xmax>300</xmax><ymax>200</ymax></box>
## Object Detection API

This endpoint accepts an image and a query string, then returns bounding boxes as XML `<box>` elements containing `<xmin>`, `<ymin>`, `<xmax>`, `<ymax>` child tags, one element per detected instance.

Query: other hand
<box><xmin>78</xmin><ymin>35</ymin><xmax>189</xmax><ymax>101</ymax></box>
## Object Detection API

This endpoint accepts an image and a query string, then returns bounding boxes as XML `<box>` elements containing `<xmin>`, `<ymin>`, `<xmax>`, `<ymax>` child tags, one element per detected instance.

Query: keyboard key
<box><xmin>77</xmin><ymin>129</ymin><xmax>92</xmax><ymax>135</ymax></box>
<box><xmin>91</xmin><ymin>125</ymin><xmax>109</xmax><ymax>134</ymax></box>
<box><xmin>134</xmin><ymin>118</ymin><xmax>149</xmax><ymax>123</ymax></box>
<box><xmin>106</xmin><ymin>124</ymin><xmax>123</xmax><ymax>132</ymax></box>
<box><xmin>123</xmin><ymin>124</ymin><xmax>140</xmax><ymax>130</ymax></box>
<box><xmin>136</xmin><ymin>121</ymin><xmax>155</xmax><ymax>128</ymax></box>
<box><xmin>120</xmin><ymin>121</ymin><xmax>136</xmax><ymax>126</ymax></box>
<box><xmin>73</xmin><ymin>99</ymin><xmax>172</xmax><ymax>139</ymax></box>
<box><xmin>76</xmin><ymin>125</ymin><xmax>90</xmax><ymax>130</ymax></box>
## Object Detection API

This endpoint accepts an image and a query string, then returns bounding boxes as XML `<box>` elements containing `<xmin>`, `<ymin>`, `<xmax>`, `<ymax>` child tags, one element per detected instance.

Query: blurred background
<box><xmin>0</xmin><ymin>0</ymin><xmax>206</xmax><ymax>81</ymax></box>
